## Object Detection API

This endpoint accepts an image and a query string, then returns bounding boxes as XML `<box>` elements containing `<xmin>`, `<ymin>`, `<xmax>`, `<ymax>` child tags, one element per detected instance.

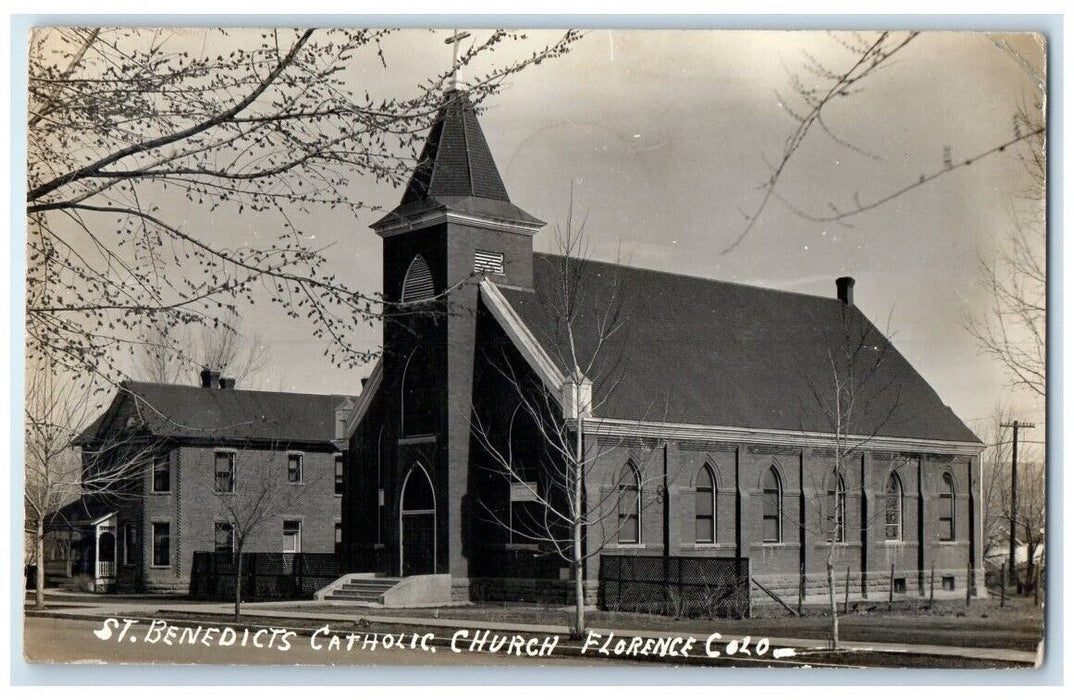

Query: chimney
<box><xmin>836</xmin><ymin>276</ymin><xmax>855</xmax><ymax>305</ymax></box>
<box><xmin>361</xmin><ymin>377</ymin><xmax>369</xmax><ymax>389</ymax></box>
<box><xmin>219</xmin><ymin>377</ymin><xmax>236</xmax><ymax>389</ymax></box>
<box><xmin>200</xmin><ymin>368</ymin><xmax>214</xmax><ymax>388</ymax></box>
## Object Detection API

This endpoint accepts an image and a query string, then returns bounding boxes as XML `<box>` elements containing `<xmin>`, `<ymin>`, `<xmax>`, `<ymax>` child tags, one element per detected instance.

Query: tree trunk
<box><xmin>827</xmin><ymin>558</ymin><xmax>839</xmax><ymax>649</ymax></box>
<box><xmin>234</xmin><ymin>550</ymin><xmax>243</xmax><ymax>621</ymax></box>
<box><xmin>35</xmin><ymin>518</ymin><xmax>46</xmax><ymax>609</ymax></box>
<box><xmin>572</xmin><ymin>415</ymin><xmax>585</xmax><ymax>637</ymax></box>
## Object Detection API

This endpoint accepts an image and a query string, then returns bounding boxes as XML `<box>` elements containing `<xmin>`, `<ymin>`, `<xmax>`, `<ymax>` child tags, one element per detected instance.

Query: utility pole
<box><xmin>1001</xmin><ymin>420</ymin><xmax>1035</xmax><ymax>588</ymax></box>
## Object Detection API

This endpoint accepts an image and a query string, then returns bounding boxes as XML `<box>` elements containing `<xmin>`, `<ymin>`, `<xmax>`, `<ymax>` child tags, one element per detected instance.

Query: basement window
<box><xmin>474</xmin><ymin>250</ymin><xmax>504</xmax><ymax>276</ymax></box>
<box><xmin>942</xmin><ymin>576</ymin><xmax>955</xmax><ymax>592</ymax></box>
<box><xmin>893</xmin><ymin>578</ymin><xmax>906</xmax><ymax>594</ymax></box>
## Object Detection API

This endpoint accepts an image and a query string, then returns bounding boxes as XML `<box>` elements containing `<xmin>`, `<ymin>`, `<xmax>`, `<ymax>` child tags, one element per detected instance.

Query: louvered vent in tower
<box><xmin>401</xmin><ymin>255</ymin><xmax>435</xmax><ymax>302</ymax></box>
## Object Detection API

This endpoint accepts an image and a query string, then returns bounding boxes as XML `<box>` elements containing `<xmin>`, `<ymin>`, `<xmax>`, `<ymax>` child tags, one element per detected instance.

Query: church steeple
<box><xmin>372</xmin><ymin>90</ymin><xmax>543</xmax><ymax>237</ymax></box>
<box><xmin>402</xmin><ymin>90</ymin><xmax>510</xmax><ymax>203</ymax></box>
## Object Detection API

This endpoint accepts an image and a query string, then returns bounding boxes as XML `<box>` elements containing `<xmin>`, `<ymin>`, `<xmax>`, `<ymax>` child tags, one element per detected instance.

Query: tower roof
<box><xmin>403</xmin><ymin>90</ymin><xmax>510</xmax><ymax>203</ymax></box>
<box><xmin>373</xmin><ymin>91</ymin><xmax>543</xmax><ymax>233</ymax></box>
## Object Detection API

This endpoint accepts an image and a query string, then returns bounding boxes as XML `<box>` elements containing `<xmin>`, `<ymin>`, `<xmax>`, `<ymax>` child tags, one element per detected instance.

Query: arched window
<box><xmin>826</xmin><ymin>470</ymin><xmax>847</xmax><ymax>543</ymax></box>
<box><xmin>617</xmin><ymin>462</ymin><xmax>641</xmax><ymax>544</ymax></box>
<box><xmin>400</xmin><ymin>349</ymin><xmax>436</xmax><ymax>436</ymax></box>
<box><xmin>762</xmin><ymin>467</ymin><xmax>782</xmax><ymax>543</ymax></box>
<box><xmin>401</xmin><ymin>254</ymin><xmax>435</xmax><ymax>302</ymax></box>
<box><xmin>884</xmin><ymin>472</ymin><xmax>904</xmax><ymax>541</ymax></box>
<box><xmin>938</xmin><ymin>472</ymin><xmax>955</xmax><ymax>541</ymax></box>
<box><xmin>695</xmin><ymin>464</ymin><xmax>717</xmax><ymax>544</ymax></box>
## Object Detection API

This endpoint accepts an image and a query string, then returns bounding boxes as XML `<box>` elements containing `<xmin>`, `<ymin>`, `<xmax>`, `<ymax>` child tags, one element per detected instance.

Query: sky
<box><xmin>37</xmin><ymin>28</ymin><xmax>1049</xmax><ymax>441</ymax></box>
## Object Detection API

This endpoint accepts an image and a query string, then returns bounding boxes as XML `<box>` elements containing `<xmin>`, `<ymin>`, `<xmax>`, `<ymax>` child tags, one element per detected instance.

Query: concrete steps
<box><xmin>315</xmin><ymin>573</ymin><xmax>452</xmax><ymax>607</ymax></box>
<box><xmin>321</xmin><ymin>575</ymin><xmax>402</xmax><ymax>604</ymax></box>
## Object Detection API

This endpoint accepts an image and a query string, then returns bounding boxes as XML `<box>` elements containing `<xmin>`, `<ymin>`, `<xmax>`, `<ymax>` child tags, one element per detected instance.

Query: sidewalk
<box><xmin>25</xmin><ymin>593</ymin><xmax>1040</xmax><ymax>666</ymax></box>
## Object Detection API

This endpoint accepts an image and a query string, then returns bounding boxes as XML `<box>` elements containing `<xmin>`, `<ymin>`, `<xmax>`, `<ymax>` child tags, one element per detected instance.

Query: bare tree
<box><xmin>204</xmin><ymin>449</ymin><xmax>326</xmax><ymax>621</ymax></box>
<box><xmin>797</xmin><ymin>302</ymin><xmax>901</xmax><ymax>649</ymax></box>
<box><xmin>731</xmin><ymin>32</ymin><xmax>1045</xmax><ymax>253</ymax></box>
<box><xmin>25</xmin><ymin>364</ymin><xmax>159</xmax><ymax>608</ymax></box>
<box><xmin>26</xmin><ymin>28</ymin><xmax>581</xmax><ymax>383</ymax></box>
<box><xmin>135</xmin><ymin>310</ymin><xmax>269</xmax><ymax>386</ymax></box>
<box><xmin>471</xmin><ymin>201</ymin><xmax>670</xmax><ymax>635</ymax></box>
<box><xmin>964</xmin><ymin>101</ymin><xmax>1046</xmax><ymax>399</ymax></box>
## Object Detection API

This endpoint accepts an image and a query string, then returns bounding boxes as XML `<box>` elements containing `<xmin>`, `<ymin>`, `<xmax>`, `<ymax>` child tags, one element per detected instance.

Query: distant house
<box><xmin>338</xmin><ymin>90</ymin><xmax>986</xmax><ymax>607</ymax></box>
<box><xmin>48</xmin><ymin>371</ymin><xmax>352</xmax><ymax>593</ymax></box>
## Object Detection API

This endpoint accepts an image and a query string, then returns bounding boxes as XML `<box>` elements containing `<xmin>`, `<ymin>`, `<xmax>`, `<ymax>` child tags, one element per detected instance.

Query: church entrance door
<box><xmin>400</xmin><ymin>464</ymin><xmax>436</xmax><ymax>576</ymax></box>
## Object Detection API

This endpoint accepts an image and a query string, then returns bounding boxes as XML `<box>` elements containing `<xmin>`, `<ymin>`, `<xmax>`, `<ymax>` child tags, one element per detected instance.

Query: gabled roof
<box><xmin>47</xmin><ymin>494</ymin><xmax>117</xmax><ymax>528</ymax></box>
<box><xmin>78</xmin><ymin>381</ymin><xmax>354</xmax><ymax>446</ymax></box>
<box><xmin>372</xmin><ymin>91</ymin><xmax>542</xmax><ymax>231</ymax></box>
<box><xmin>491</xmin><ymin>253</ymin><xmax>980</xmax><ymax>445</ymax></box>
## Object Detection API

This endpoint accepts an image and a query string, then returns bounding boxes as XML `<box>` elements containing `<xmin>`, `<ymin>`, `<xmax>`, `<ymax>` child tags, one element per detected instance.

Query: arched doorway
<box><xmin>399</xmin><ymin>464</ymin><xmax>436</xmax><ymax>576</ymax></box>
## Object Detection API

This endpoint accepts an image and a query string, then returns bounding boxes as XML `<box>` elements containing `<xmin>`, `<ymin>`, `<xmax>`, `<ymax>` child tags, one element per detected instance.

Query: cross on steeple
<box><xmin>445</xmin><ymin>30</ymin><xmax>471</xmax><ymax>91</ymax></box>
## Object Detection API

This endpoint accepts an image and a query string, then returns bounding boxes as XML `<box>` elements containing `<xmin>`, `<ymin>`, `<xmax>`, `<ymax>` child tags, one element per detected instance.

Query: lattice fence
<box><xmin>599</xmin><ymin>554</ymin><xmax>751</xmax><ymax>618</ymax></box>
<box><xmin>189</xmin><ymin>551</ymin><xmax>341</xmax><ymax>601</ymax></box>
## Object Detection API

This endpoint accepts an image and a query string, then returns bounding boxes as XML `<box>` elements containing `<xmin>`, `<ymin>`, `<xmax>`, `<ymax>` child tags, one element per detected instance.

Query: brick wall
<box><xmin>139</xmin><ymin>443</ymin><xmax>341</xmax><ymax>593</ymax></box>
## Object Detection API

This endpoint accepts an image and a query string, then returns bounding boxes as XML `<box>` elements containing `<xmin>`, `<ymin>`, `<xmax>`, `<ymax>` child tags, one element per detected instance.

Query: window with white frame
<box><xmin>122</xmin><ymin>522</ymin><xmax>137</xmax><ymax>565</ymax></box>
<box><xmin>214</xmin><ymin>522</ymin><xmax>234</xmax><ymax>553</ymax></box>
<box><xmin>214</xmin><ymin>451</ymin><xmax>235</xmax><ymax>493</ymax></box>
<box><xmin>762</xmin><ymin>467</ymin><xmax>782</xmax><ymax>543</ymax></box>
<box><xmin>884</xmin><ymin>472</ymin><xmax>904</xmax><ymax>541</ymax></box>
<box><xmin>617</xmin><ymin>462</ymin><xmax>641</xmax><ymax>544</ymax></box>
<box><xmin>287</xmin><ymin>453</ymin><xmax>303</xmax><ymax>483</ymax></box>
<box><xmin>282</xmin><ymin>520</ymin><xmax>302</xmax><ymax>553</ymax></box>
<box><xmin>826</xmin><ymin>470</ymin><xmax>847</xmax><ymax>543</ymax></box>
<box><xmin>152</xmin><ymin>453</ymin><xmax>170</xmax><ymax>493</ymax></box>
<box><xmin>938</xmin><ymin>472</ymin><xmax>955</xmax><ymax>541</ymax></box>
<box><xmin>695</xmin><ymin>464</ymin><xmax>717</xmax><ymax>544</ymax></box>
<box><xmin>152</xmin><ymin>522</ymin><xmax>170</xmax><ymax>567</ymax></box>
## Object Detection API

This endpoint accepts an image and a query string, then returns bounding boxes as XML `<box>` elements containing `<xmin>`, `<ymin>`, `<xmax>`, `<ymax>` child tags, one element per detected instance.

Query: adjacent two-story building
<box><xmin>49</xmin><ymin>370</ymin><xmax>351</xmax><ymax>593</ymax></box>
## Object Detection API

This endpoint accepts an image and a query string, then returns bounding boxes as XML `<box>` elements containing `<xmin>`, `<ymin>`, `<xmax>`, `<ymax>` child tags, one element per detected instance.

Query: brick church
<box><xmin>338</xmin><ymin>90</ymin><xmax>985</xmax><ymax>607</ymax></box>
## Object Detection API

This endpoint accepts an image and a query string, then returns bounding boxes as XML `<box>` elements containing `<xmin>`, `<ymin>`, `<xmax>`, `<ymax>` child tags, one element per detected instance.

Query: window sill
<box><xmin>149</xmin><ymin>565</ymin><xmax>171</xmax><ymax>570</ymax></box>
<box><xmin>504</xmin><ymin>543</ymin><xmax>540</xmax><ymax>552</ymax></box>
<box><xmin>936</xmin><ymin>540</ymin><xmax>961</xmax><ymax>546</ymax></box>
<box><xmin>680</xmin><ymin>543</ymin><xmax>735</xmax><ymax>551</ymax></box>
<box><xmin>613</xmin><ymin>543</ymin><xmax>660</xmax><ymax>550</ymax></box>
<box><xmin>757</xmin><ymin>542</ymin><xmax>797</xmax><ymax>549</ymax></box>
<box><xmin>398</xmin><ymin>435</ymin><xmax>436</xmax><ymax>445</ymax></box>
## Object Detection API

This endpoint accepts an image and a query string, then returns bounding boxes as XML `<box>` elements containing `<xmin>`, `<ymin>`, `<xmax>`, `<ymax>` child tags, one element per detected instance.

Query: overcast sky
<box><xmin>90</xmin><ymin>28</ymin><xmax>1046</xmax><ymax>438</ymax></box>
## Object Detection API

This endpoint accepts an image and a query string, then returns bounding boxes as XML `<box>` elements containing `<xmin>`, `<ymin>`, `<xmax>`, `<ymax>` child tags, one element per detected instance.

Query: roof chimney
<box><xmin>836</xmin><ymin>276</ymin><xmax>855</xmax><ymax>305</ymax></box>
<box><xmin>200</xmin><ymin>368</ymin><xmax>214</xmax><ymax>388</ymax></box>
<box><xmin>219</xmin><ymin>377</ymin><xmax>236</xmax><ymax>389</ymax></box>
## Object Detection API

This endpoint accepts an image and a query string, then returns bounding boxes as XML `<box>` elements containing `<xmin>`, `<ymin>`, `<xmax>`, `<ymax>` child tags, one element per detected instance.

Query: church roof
<box><xmin>492</xmin><ymin>254</ymin><xmax>980</xmax><ymax>444</ymax></box>
<box><xmin>372</xmin><ymin>91</ymin><xmax>542</xmax><ymax>230</ymax></box>
<box><xmin>78</xmin><ymin>381</ymin><xmax>353</xmax><ymax>447</ymax></box>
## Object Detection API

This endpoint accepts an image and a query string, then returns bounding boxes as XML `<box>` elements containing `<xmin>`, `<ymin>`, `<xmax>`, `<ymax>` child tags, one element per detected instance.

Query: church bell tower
<box><xmin>369</xmin><ymin>90</ymin><xmax>543</xmax><ymax>593</ymax></box>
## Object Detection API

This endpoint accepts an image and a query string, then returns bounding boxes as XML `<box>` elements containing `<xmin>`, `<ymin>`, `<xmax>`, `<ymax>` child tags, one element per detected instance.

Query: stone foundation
<box><xmin>457</xmin><ymin>577</ymin><xmax>598</xmax><ymax>606</ymax></box>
